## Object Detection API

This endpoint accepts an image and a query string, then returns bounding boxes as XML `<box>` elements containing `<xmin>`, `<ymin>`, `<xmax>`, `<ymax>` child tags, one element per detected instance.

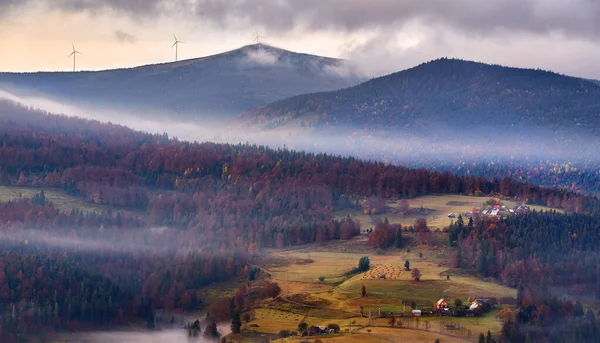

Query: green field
<box><xmin>248</xmin><ymin>236</ymin><xmax>516</xmax><ymax>342</ymax></box>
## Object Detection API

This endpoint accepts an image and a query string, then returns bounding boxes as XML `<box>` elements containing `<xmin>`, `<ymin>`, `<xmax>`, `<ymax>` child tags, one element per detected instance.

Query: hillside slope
<box><xmin>0</xmin><ymin>44</ymin><xmax>363</xmax><ymax>119</ymax></box>
<box><xmin>242</xmin><ymin>58</ymin><xmax>600</xmax><ymax>137</ymax></box>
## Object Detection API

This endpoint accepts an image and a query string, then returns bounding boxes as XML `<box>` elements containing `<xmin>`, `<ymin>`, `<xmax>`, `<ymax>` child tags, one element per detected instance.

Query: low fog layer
<box><xmin>57</xmin><ymin>325</ymin><xmax>232</xmax><ymax>343</ymax></box>
<box><xmin>1</xmin><ymin>88</ymin><xmax>598</xmax><ymax>169</ymax></box>
<box><xmin>0</xmin><ymin>228</ymin><xmax>185</xmax><ymax>256</ymax></box>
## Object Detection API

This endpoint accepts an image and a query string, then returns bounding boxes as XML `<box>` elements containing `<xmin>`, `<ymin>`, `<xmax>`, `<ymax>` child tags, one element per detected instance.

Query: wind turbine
<box><xmin>172</xmin><ymin>34</ymin><xmax>184</xmax><ymax>62</ymax></box>
<box><xmin>68</xmin><ymin>44</ymin><xmax>82</xmax><ymax>72</ymax></box>
<box><xmin>254</xmin><ymin>31</ymin><xmax>265</xmax><ymax>45</ymax></box>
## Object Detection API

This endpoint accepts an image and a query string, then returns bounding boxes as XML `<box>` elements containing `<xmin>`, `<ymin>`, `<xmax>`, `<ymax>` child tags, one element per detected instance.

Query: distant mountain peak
<box><xmin>0</xmin><ymin>44</ymin><xmax>365</xmax><ymax>119</ymax></box>
<box><xmin>243</xmin><ymin>58</ymin><xmax>600</xmax><ymax>137</ymax></box>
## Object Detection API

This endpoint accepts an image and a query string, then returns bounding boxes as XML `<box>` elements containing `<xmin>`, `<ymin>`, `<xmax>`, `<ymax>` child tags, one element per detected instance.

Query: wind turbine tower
<box><xmin>69</xmin><ymin>44</ymin><xmax>82</xmax><ymax>72</ymax></box>
<box><xmin>254</xmin><ymin>31</ymin><xmax>265</xmax><ymax>45</ymax></box>
<box><xmin>172</xmin><ymin>34</ymin><xmax>184</xmax><ymax>62</ymax></box>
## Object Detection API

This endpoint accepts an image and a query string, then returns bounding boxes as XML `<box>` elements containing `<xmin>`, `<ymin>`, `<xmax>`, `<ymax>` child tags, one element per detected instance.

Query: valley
<box><xmin>1</xmin><ymin>18</ymin><xmax>600</xmax><ymax>342</ymax></box>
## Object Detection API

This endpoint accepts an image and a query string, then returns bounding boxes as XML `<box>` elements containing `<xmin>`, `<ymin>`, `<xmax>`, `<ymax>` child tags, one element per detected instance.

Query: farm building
<box><xmin>434</xmin><ymin>299</ymin><xmax>450</xmax><ymax>311</ymax></box>
<box><xmin>469</xmin><ymin>301</ymin><xmax>481</xmax><ymax>311</ymax></box>
<box><xmin>412</xmin><ymin>309</ymin><xmax>422</xmax><ymax>317</ymax></box>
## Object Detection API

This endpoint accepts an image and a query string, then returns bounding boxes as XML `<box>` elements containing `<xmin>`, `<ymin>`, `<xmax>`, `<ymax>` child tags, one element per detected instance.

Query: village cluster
<box><xmin>447</xmin><ymin>203</ymin><xmax>531</xmax><ymax>219</ymax></box>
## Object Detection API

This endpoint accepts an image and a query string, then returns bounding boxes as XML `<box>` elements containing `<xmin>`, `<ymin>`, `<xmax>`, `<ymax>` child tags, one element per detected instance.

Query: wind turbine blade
<box><xmin>179</xmin><ymin>41</ymin><xmax>185</xmax><ymax>44</ymax></box>
<box><xmin>173</xmin><ymin>34</ymin><xmax>177</xmax><ymax>41</ymax></box>
<box><xmin>172</xmin><ymin>42</ymin><xmax>177</xmax><ymax>48</ymax></box>
<box><xmin>72</xmin><ymin>43</ymin><xmax>75</xmax><ymax>51</ymax></box>
<box><xmin>69</xmin><ymin>52</ymin><xmax>74</xmax><ymax>57</ymax></box>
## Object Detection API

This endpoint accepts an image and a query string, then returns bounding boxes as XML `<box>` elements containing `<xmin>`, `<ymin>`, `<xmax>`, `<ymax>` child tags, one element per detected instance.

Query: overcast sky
<box><xmin>1</xmin><ymin>0</ymin><xmax>600</xmax><ymax>78</ymax></box>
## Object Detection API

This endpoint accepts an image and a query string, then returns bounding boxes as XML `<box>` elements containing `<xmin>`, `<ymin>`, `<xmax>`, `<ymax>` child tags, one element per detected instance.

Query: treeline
<box><xmin>449</xmin><ymin>212</ymin><xmax>600</xmax><ymax>299</ymax></box>
<box><xmin>502</xmin><ymin>296</ymin><xmax>600</xmax><ymax>342</ymax></box>
<box><xmin>450</xmin><ymin>212</ymin><xmax>600</xmax><ymax>342</ymax></box>
<box><xmin>1</xmin><ymin>101</ymin><xmax>600</xmax><ymax>338</ymax></box>
<box><xmin>0</xmin><ymin>101</ymin><xmax>597</xmax><ymax>215</ymax></box>
<box><xmin>0</xmin><ymin>240</ymin><xmax>247</xmax><ymax>340</ymax></box>
<box><xmin>421</xmin><ymin>158</ymin><xmax>600</xmax><ymax>197</ymax></box>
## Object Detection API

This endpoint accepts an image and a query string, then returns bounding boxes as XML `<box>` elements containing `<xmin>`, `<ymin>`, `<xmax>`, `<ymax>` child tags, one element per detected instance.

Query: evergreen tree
<box><xmin>394</xmin><ymin>227</ymin><xmax>403</xmax><ymax>248</ymax></box>
<box><xmin>517</xmin><ymin>281</ymin><xmax>524</xmax><ymax>307</ymax></box>
<box><xmin>573</xmin><ymin>301</ymin><xmax>584</xmax><ymax>317</ymax></box>
<box><xmin>358</xmin><ymin>256</ymin><xmax>370</xmax><ymax>272</ymax></box>
<box><xmin>231</xmin><ymin>311</ymin><xmax>242</xmax><ymax>334</ymax></box>
<box><xmin>586</xmin><ymin>309</ymin><xmax>596</xmax><ymax>323</ymax></box>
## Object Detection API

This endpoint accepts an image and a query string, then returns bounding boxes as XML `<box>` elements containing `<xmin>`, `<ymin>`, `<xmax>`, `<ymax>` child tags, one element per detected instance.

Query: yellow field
<box><xmin>246</xmin><ymin>242</ymin><xmax>516</xmax><ymax>342</ymax></box>
<box><xmin>336</xmin><ymin>194</ymin><xmax>563</xmax><ymax>230</ymax></box>
<box><xmin>282</xmin><ymin>327</ymin><xmax>469</xmax><ymax>343</ymax></box>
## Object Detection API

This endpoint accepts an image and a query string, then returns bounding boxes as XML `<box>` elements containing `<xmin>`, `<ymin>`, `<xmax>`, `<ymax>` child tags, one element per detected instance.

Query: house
<box><xmin>489</xmin><ymin>209</ymin><xmax>500</xmax><ymax>216</ymax></box>
<box><xmin>469</xmin><ymin>301</ymin><xmax>481</xmax><ymax>311</ymax></box>
<box><xmin>447</xmin><ymin>213</ymin><xmax>456</xmax><ymax>219</ymax></box>
<box><xmin>412</xmin><ymin>309</ymin><xmax>422</xmax><ymax>317</ymax></box>
<box><xmin>309</xmin><ymin>326</ymin><xmax>329</xmax><ymax>335</ymax></box>
<box><xmin>513</xmin><ymin>204</ymin><xmax>531</xmax><ymax>214</ymax></box>
<box><xmin>434</xmin><ymin>299</ymin><xmax>450</xmax><ymax>311</ymax></box>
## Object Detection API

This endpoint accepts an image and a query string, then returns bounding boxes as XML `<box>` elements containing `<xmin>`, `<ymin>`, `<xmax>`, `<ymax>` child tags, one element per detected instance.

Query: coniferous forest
<box><xmin>1</xmin><ymin>100</ymin><xmax>600</xmax><ymax>342</ymax></box>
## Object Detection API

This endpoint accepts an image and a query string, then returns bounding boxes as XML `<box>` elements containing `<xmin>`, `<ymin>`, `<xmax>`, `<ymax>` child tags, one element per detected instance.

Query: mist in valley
<box><xmin>56</xmin><ymin>322</ymin><xmax>232</xmax><ymax>343</ymax></box>
<box><xmin>2</xmin><ymin>87</ymin><xmax>598</xmax><ymax>169</ymax></box>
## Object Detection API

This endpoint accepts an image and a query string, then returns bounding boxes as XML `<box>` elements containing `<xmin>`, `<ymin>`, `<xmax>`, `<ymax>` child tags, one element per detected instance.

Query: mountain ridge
<box><xmin>242</xmin><ymin>57</ymin><xmax>600</xmax><ymax>137</ymax></box>
<box><xmin>0</xmin><ymin>44</ymin><xmax>364</xmax><ymax>119</ymax></box>
<box><xmin>1</xmin><ymin>44</ymin><xmax>345</xmax><ymax>74</ymax></box>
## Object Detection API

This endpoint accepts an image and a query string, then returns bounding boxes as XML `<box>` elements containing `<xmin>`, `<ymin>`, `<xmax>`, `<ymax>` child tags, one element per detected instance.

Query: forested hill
<box><xmin>243</xmin><ymin>58</ymin><xmax>600</xmax><ymax>137</ymax></box>
<box><xmin>0</xmin><ymin>99</ymin><xmax>596</xmax><ymax>217</ymax></box>
<box><xmin>0</xmin><ymin>44</ymin><xmax>363</xmax><ymax>119</ymax></box>
<box><xmin>0</xmin><ymin>99</ymin><xmax>599</xmax><ymax>338</ymax></box>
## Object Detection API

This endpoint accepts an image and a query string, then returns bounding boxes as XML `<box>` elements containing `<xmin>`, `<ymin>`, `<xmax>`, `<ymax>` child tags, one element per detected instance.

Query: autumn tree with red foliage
<box><xmin>414</xmin><ymin>218</ymin><xmax>431</xmax><ymax>245</ymax></box>
<box><xmin>1</xmin><ymin>101</ymin><xmax>599</xmax><ymax>338</ymax></box>
<box><xmin>411</xmin><ymin>268</ymin><xmax>422</xmax><ymax>281</ymax></box>
<box><xmin>368</xmin><ymin>218</ymin><xmax>401</xmax><ymax>249</ymax></box>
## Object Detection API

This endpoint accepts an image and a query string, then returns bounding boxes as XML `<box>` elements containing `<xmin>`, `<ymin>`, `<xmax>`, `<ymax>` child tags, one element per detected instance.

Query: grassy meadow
<box><xmin>0</xmin><ymin>185</ymin><xmax>143</xmax><ymax>214</ymax></box>
<box><xmin>0</xmin><ymin>189</ymin><xmax>528</xmax><ymax>342</ymax></box>
<box><xmin>336</xmin><ymin>194</ymin><xmax>563</xmax><ymax>230</ymax></box>
<box><xmin>249</xmin><ymin>230</ymin><xmax>517</xmax><ymax>342</ymax></box>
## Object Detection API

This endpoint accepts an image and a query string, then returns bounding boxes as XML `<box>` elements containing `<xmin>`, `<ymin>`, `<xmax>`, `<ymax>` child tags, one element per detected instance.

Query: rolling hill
<box><xmin>0</xmin><ymin>44</ymin><xmax>364</xmax><ymax>119</ymax></box>
<box><xmin>242</xmin><ymin>58</ymin><xmax>600</xmax><ymax>137</ymax></box>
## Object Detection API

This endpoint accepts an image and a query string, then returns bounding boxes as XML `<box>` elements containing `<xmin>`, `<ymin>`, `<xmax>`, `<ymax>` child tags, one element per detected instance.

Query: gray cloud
<box><xmin>50</xmin><ymin>0</ymin><xmax>164</xmax><ymax>16</ymax></box>
<box><xmin>3</xmin><ymin>0</ymin><xmax>600</xmax><ymax>79</ymax></box>
<box><xmin>2</xmin><ymin>0</ymin><xmax>600</xmax><ymax>40</ymax></box>
<box><xmin>114</xmin><ymin>30</ymin><xmax>137</xmax><ymax>44</ymax></box>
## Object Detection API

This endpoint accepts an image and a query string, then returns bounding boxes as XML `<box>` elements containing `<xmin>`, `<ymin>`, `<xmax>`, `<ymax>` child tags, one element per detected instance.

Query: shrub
<box><xmin>411</xmin><ymin>268</ymin><xmax>421</xmax><ymax>281</ymax></box>
<box><xmin>327</xmin><ymin>323</ymin><xmax>341</xmax><ymax>333</ymax></box>
<box><xmin>358</xmin><ymin>256</ymin><xmax>371</xmax><ymax>271</ymax></box>
<box><xmin>298</xmin><ymin>322</ymin><xmax>308</xmax><ymax>333</ymax></box>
